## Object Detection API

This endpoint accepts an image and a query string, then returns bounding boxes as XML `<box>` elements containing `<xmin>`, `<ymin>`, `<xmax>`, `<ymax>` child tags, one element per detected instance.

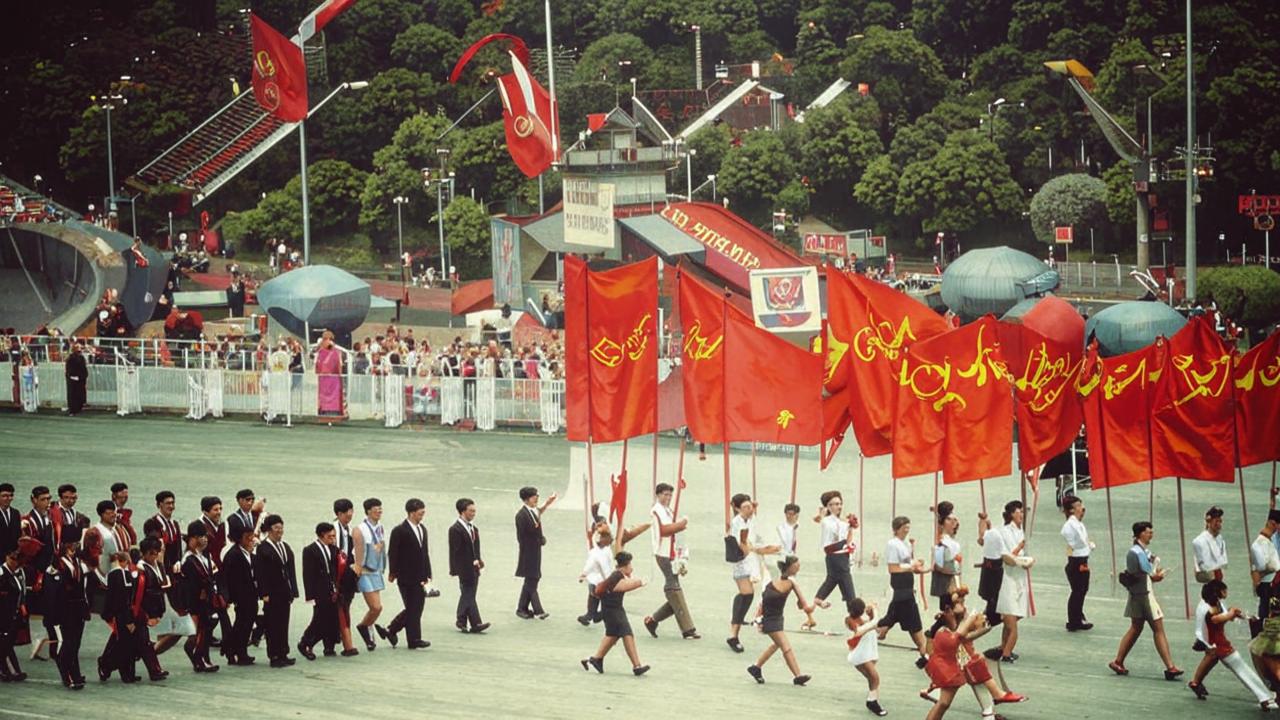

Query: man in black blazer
<box><xmin>448</xmin><ymin>498</ymin><xmax>489</xmax><ymax>633</ymax></box>
<box><xmin>253</xmin><ymin>514</ymin><xmax>297</xmax><ymax>668</ymax></box>
<box><xmin>221</xmin><ymin>525</ymin><xmax>258</xmax><ymax>666</ymax></box>
<box><xmin>0</xmin><ymin>484</ymin><xmax>19</xmax><ymax>561</ymax></box>
<box><xmin>298</xmin><ymin>522</ymin><xmax>339</xmax><ymax>660</ymax></box>
<box><xmin>332</xmin><ymin>499</ymin><xmax>359</xmax><ymax>656</ymax></box>
<box><xmin>99</xmin><ymin>551</ymin><xmax>140</xmax><ymax>683</ymax></box>
<box><xmin>135</xmin><ymin>537</ymin><xmax>169</xmax><ymax>681</ymax></box>
<box><xmin>514</xmin><ymin>486</ymin><xmax>556</xmax><ymax>619</ymax></box>
<box><xmin>178</xmin><ymin>521</ymin><xmax>220</xmax><ymax>673</ymax></box>
<box><xmin>384</xmin><ymin>498</ymin><xmax>432</xmax><ymax>649</ymax></box>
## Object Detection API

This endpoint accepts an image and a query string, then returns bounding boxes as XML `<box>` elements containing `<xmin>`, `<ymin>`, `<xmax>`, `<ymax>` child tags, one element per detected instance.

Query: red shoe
<box><xmin>994</xmin><ymin>692</ymin><xmax>1027</xmax><ymax>704</ymax></box>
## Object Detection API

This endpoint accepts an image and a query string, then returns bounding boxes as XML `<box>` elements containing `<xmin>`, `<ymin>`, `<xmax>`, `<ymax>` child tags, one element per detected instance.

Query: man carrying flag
<box><xmin>643</xmin><ymin>482</ymin><xmax>699</xmax><ymax>640</ymax></box>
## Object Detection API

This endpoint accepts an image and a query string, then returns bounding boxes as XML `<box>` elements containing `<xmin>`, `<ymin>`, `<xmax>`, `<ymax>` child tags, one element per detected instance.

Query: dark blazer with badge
<box><xmin>41</xmin><ymin>558</ymin><xmax>89</xmax><ymax>625</ymax></box>
<box><xmin>221</xmin><ymin>548</ymin><xmax>258</xmax><ymax>607</ymax></box>
<box><xmin>388</xmin><ymin>521</ymin><xmax>432</xmax><ymax>585</ymax></box>
<box><xmin>0</xmin><ymin>507</ymin><xmax>20</xmax><ymax>560</ymax></box>
<box><xmin>448</xmin><ymin>521</ymin><xmax>482</xmax><ymax>581</ymax></box>
<box><xmin>301</xmin><ymin>542</ymin><xmax>337</xmax><ymax>604</ymax></box>
<box><xmin>179</xmin><ymin>552</ymin><xmax>218</xmax><ymax>613</ymax></box>
<box><xmin>253</xmin><ymin>540</ymin><xmax>298</xmax><ymax>602</ymax></box>
<box><xmin>138</xmin><ymin>562</ymin><xmax>168</xmax><ymax>619</ymax></box>
<box><xmin>514</xmin><ymin>507</ymin><xmax>544</xmax><ymax>579</ymax></box>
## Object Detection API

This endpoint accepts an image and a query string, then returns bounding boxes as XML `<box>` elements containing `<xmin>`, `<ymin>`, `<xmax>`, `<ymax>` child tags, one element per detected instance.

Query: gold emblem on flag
<box><xmin>513</xmin><ymin>114</ymin><xmax>535</xmax><ymax>138</ymax></box>
<box><xmin>683</xmin><ymin>320</ymin><xmax>723</xmax><ymax>361</ymax></box>
<box><xmin>590</xmin><ymin>314</ymin><xmax>652</xmax><ymax>368</ymax></box>
<box><xmin>255</xmin><ymin>50</ymin><xmax>277</xmax><ymax>79</ymax></box>
<box><xmin>776</xmin><ymin>410</ymin><xmax>796</xmax><ymax>429</ymax></box>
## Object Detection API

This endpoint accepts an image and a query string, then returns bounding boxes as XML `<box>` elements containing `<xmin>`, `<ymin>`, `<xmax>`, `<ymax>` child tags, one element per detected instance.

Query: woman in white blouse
<box><xmin>992</xmin><ymin>500</ymin><xmax>1034</xmax><ymax>663</ymax></box>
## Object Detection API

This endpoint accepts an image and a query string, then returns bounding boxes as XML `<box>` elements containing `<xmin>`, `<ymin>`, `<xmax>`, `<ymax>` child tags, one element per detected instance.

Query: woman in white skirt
<box><xmin>991</xmin><ymin>501</ymin><xmax>1033</xmax><ymax>663</ymax></box>
<box><xmin>846</xmin><ymin>597</ymin><xmax>887</xmax><ymax>716</ymax></box>
<box><xmin>726</xmin><ymin>494</ymin><xmax>778</xmax><ymax>653</ymax></box>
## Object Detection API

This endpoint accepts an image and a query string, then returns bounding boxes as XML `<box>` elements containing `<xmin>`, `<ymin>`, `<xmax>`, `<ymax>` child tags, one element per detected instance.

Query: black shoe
<box><xmin>866</xmin><ymin>700</ymin><xmax>888</xmax><ymax>716</ymax></box>
<box><xmin>470</xmin><ymin>622</ymin><xmax>491</xmax><ymax>633</ymax></box>
<box><xmin>425</xmin><ymin>588</ymin><xmax>441</xmax><ymax>598</ymax></box>
<box><xmin>633</xmin><ymin>664</ymin><xmax>650</xmax><ymax>676</ymax></box>
<box><xmin>747</xmin><ymin>664</ymin><xmax>764</xmax><ymax>684</ymax></box>
<box><xmin>535</xmin><ymin>612</ymin><xmax>550</xmax><ymax>620</ymax></box>
<box><xmin>577</xmin><ymin>614</ymin><xmax>592</xmax><ymax>626</ymax></box>
<box><xmin>983</xmin><ymin>647</ymin><xmax>1002</xmax><ymax>660</ymax></box>
<box><xmin>323</xmin><ymin>647</ymin><xmax>337</xmax><ymax>657</ymax></box>
<box><xmin>10</xmin><ymin>672</ymin><xmax>28</xmax><ymax>682</ymax></box>
<box><xmin>97</xmin><ymin>658</ymin><xmax>110</xmax><ymax>682</ymax></box>
<box><xmin>726</xmin><ymin>637</ymin><xmax>744</xmax><ymax>653</ymax></box>
<box><xmin>793</xmin><ymin>674</ymin><xmax>811</xmax><ymax>686</ymax></box>
<box><xmin>270</xmin><ymin>658</ymin><xmax>291</xmax><ymax>668</ymax></box>
<box><xmin>407</xmin><ymin>640</ymin><xmax>431</xmax><ymax>650</ymax></box>
<box><xmin>250</xmin><ymin>627</ymin><xmax>265</xmax><ymax>647</ymax></box>
<box><xmin>586</xmin><ymin>656</ymin><xmax>604</xmax><ymax>673</ymax></box>
<box><xmin>1188</xmin><ymin>681</ymin><xmax>1209</xmax><ymax>699</ymax></box>
<box><xmin>1000</xmin><ymin>655</ymin><xmax>1016</xmax><ymax>664</ymax></box>
<box><xmin>1077</xmin><ymin>622</ymin><xmax>1093</xmax><ymax>631</ymax></box>
<box><xmin>71</xmin><ymin>681</ymin><xmax>85</xmax><ymax>691</ymax></box>
<box><xmin>297</xmin><ymin>643</ymin><xmax>316</xmax><ymax>661</ymax></box>
<box><xmin>148</xmin><ymin>672</ymin><xmax>168</xmax><ymax>682</ymax></box>
<box><xmin>915</xmin><ymin>655</ymin><xmax>929</xmax><ymax>669</ymax></box>
<box><xmin>121</xmin><ymin>675</ymin><xmax>141</xmax><ymax>684</ymax></box>
<box><xmin>201</xmin><ymin>663</ymin><xmax>221</xmax><ymax>673</ymax></box>
<box><xmin>341</xmin><ymin>648</ymin><xmax>359</xmax><ymax>657</ymax></box>
<box><xmin>1165</xmin><ymin>668</ymin><xmax>1185</xmax><ymax>681</ymax></box>
<box><xmin>357</xmin><ymin>625</ymin><xmax>375</xmax><ymax>651</ymax></box>
<box><xmin>516</xmin><ymin>610</ymin><xmax>534</xmax><ymax>619</ymax></box>
<box><xmin>230</xmin><ymin>656</ymin><xmax>256</xmax><ymax>667</ymax></box>
<box><xmin>644</xmin><ymin>617</ymin><xmax>659</xmax><ymax>638</ymax></box>
<box><xmin>682</xmin><ymin>629</ymin><xmax>702</xmax><ymax>640</ymax></box>
<box><xmin>456</xmin><ymin>621</ymin><xmax>468</xmax><ymax>632</ymax></box>
<box><xmin>376</xmin><ymin>624</ymin><xmax>398</xmax><ymax>648</ymax></box>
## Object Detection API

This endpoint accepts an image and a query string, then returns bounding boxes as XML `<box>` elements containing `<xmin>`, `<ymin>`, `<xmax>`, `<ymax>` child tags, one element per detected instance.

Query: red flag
<box><xmin>838</xmin><ymin>274</ymin><xmax>949</xmax><ymax>457</ymax></box>
<box><xmin>678</xmin><ymin>271</ymin><xmax>731</xmax><ymax>443</ymax></box>
<box><xmin>821</xmin><ymin>386</ymin><xmax>851</xmax><ymax>469</ymax></box>
<box><xmin>1234</xmin><ymin>329</ymin><xmax>1280</xmax><ymax>468</ymax></box>
<box><xmin>893</xmin><ymin>316</ymin><xmax>1014</xmax><ymax>482</ymax></box>
<box><xmin>1078</xmin><ymin>340</ymin><xmax>1166</xmax><ymax>488</ymax></box>
<box><xmin>1151</xmin><ymin>317</ymin><xmax>1236</xmax><ymax>481</ymax></box>
<box><xmin>723</xmin><ymin>310</ymin><xmax>824</xmax><ymax>444</ymax></box>
<box><xmin>608</xmin><ymin>470</ymin><xmax>628</xmax><ymax>526</ymax></box>
<box><xmin>250</xmin><ymin>14</ymin><xmax>308</xmax><ymax>122</ymax></box>
<box><xmin>997</xmin><ymin>322</ymin><xmax>1084</xmax><ymax>470</ymax></box>
<box><xmin>565</xmin><ymin>256</ymin><xmax>658</xmax><ymax>443</ymax></box>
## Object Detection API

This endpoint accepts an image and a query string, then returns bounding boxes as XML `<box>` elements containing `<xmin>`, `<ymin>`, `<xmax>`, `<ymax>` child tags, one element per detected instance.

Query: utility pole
<box><xmin>1184</xmin><ymin>0</ymin><xmax>1198</xmax><ymax>302</ymax></box>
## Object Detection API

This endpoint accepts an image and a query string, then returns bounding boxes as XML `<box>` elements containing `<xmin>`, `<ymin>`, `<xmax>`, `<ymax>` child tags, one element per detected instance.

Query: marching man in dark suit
<box><xmin>64</xmin><ymin>342</ymin><xmax>87</xmax><ymax>415</ymax></box>
<box><xmin>449</xmin><ymin>498</ymin><xmax>489</xmax><ymax>634</ymax></box>
<box><xmin>514</xmin><ymin>486</ymin><xmax>556</xmax><ymax>620</ymax></box>
<box><xmin>221</xmin><ymin>525</ymin><xmax>259</xmax><ymax>666</ymax></box>
<box><xmin>0</xmin><ymin>484</ymin><xmax>19</xmax><ymax>570</ymax></box>
<box><xmin>332</xmin><ymin>499</ymin><xmax>360</xmax><ymax>656</ymax></box>
<box><xmin>179</xmin><ymin>521</ymin><xmax>220</xmax><ymax>673</ymax></box>
<box><xmin>135</xmin><ymin>537</ymin><xmax>169</xmax><ymax>681</ymax></box>
<box><xmin>99</xmin><ymin>551</ymin><xmax>142</xmax><ymax>683</ymax></box>
<box><xmin>44</xmin><ymin>529</ymin><xmax>89</xmax><ymax>689</ymax></box>
<box><xmin>254</xmin><ymin>514</ymin><xmax>297</xmax><ymax>668</ymax></box>
<box><xmin>384</xmin><ymin>498</ymin><xmax>433</xmax><ymax>649</ymax></box>
<box><xmin>0</xmin><ymin>540</ymin><xmax>31</xmax><ymax>682</ymax></box>
<box><xmin>298</xmin><ymin>522</ymin><xmax>340</xmax><ymax>660</ymax></box>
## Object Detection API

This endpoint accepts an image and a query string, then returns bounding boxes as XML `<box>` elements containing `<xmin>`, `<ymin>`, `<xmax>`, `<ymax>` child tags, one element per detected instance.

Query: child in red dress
<box><xmin>924</xmin><ymin>598</ymin><xmax>1027</xmax><ymax>719</ymax></box>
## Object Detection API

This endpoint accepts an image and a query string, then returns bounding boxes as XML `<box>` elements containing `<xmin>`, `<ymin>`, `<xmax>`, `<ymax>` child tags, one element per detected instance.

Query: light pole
<box><xmin>986</xmin><ymin>98</ymin><xmax>1005</xmax><ymax>142</ymax></box>
<box><xmin>709</xmin><ymin>174</ymin><xmax>717</xmax><ymax>203</ymax></box>
<box><xmin>424</xmin><ymin>148</ymin><xmax>454</xmax><ymax>281</ymax></box>
<box><xmin>686</xmin><ymin>148</ymin><xmax>696</xmax><ymax>200</ymax></box>
<box><xmin>393</xmin><ymin>195</ymin><xmax>408</xmax><ymax>300</ymax></box>
<box><xmin>691</xmin><ymin>24</ymin><xmax>703</xmax><ymax>90</ymax></box>
<box><xmin>96</xmin><ymin>92</ymin><xmax>126</xmax><ymax>210</ymax></box>
<box><xmin>299</xmin><ymin>80</ymin><xmax>369</xmax><ymax>265</ymax></box>
<box><xmin>1184</xmin><ymin>0</ymin><xmax>1198</xmax><ymax>302</ymax></box>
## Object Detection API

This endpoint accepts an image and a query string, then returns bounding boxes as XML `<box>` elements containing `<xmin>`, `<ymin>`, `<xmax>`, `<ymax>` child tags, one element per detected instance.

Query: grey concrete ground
<box><xmin>0</xmin><ymin>411</ymin><xmax>1275</xmax><ymax>718</ymax></box>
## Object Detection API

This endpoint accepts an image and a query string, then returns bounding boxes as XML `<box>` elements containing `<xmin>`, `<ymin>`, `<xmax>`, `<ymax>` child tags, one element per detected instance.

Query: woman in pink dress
<box><xmin>315</xmin><ymin>331</ymin><xmax>345</xmax><ymax>417</ymax></box>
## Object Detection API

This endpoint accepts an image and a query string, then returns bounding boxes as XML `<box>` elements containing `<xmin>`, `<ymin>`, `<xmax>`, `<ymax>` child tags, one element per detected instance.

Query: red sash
<box><xmin>131</xmin><ymin>571</ymin><xmax>147</xmax><ymax>620</ymax></box>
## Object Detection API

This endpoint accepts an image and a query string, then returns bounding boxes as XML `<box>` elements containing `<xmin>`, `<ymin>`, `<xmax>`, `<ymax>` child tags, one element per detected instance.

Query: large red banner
<box><xmin>723</xmin><ymin>310</ymin><xmax>823</xmax><ymax>445</ymax></box>
<box><xmin>250</xmin><ymin>14</ymin><xmax>308</xmax><ymax>122</ymax></box>
<box><xmin>892</xmin><ymin>316</ymin><xmax>1014</xmax><ymax>482</ymax></box>
<box><xmin>1235</xmin><ymin>330</ymin><xmax>1280</xmax><ymax>468</ymax></box>
<box><xmin>1151</xmin><ymin>317</ymin><xmax>1236</xmax><ymax>482</ymax></box>
<box><xmin>997</xmin><ymin>322</ymin><xmax>1084</xmax><ymax>470</ymax></box>
<box><xmin>678</xmin><ymin>271</ymin><xmax>731</xmax><ymax>443</ymax></box>
<box><xmin>1079</xmin><ymin>340</ymin><xmax>1166</xmax><ymax>488</ymax></box>
<box><xmin>564</xmin><ymin>256</ymin><xmax>658</xmax><ymax>443</ymax></box>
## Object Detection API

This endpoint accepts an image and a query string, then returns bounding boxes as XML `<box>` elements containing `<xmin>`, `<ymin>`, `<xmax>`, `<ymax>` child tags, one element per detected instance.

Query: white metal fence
<box><xmin>23</xmin><ymin>363</ymin><xmax>565</xmax><ymax>432</ymax></box>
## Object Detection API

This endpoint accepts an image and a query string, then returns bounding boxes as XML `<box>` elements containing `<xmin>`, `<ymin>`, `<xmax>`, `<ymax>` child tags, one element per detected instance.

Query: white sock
<box><xmin>867</xmin><ymin>690</ymin><xmax>879</xmax><ymax>701</ymax></box>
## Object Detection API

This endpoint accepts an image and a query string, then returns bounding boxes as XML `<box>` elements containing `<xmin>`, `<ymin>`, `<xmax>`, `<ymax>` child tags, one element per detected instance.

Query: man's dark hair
<box><xmin>455</xmin><ymin>498</ymin><xmax>475</xmax><ymax>514</ymax></box>
<box><xmin>186</xmin><ymin>520</ymin><xmax>207</xmax><ymax>538</ymax></box>
<box><xmin>263</xmin><ymin>514</ymin><xmax>283</xmax><ymax>530</ymax></box>
<box><xmin>96</xmin><ymin>499</ymin><xmax>115</xmax><ymax>517</ymax></box>
<box><xmin>57</xmin><ymin>484</ymin><xmax>77</xmax><ymax>497</ymax></box>
<box><xmin>31</xmin><ymin>485</ymin><xmax>49</xmax><ymax>499</ymax></box>
<box><xmin>1061</xmin><ymin>495</ymin><xmax>1081</xmax><ymax>515</ymax></box>
<box><xmin>333</xmin><ymin>498</ymin><xmax>353</xmax><ymax>515</ymax></box>
<box><xmin>110</xmin><ymin>482</ymin><xmax>128</xmax><ymax>495</ymax></box>
<box><xmin>200</xmin><ymin>496</ymin><xmax>221</xmax><ymax>512</ymax></box>
<box><xmin>731</xmin><ymin>493</ymin><xmax>751</xmax><ymax>510</ymax></box>
<box><xmin>519</xmin><ymin>487</ymin><xmax>538</xmax><ymax>501</ymax></box>
<box><xmin>315</xmin><ymin>522</ymin><xmax>335</xmax><ymax>537</ymax></box>
<box><xmin>615</xmin><ymin>551</ymin><xmax>633</xmax><ymax>567</ymax></box>
<box><xmin>233</xmin><ymin>525</ymin><xmax>255</xmax><ymax>544</ymax></box>
<box><xmin>155</xmin><ymin>491</ymin><xmax>175</xmax><ymax>506</ymax></box>
<box><xmin>363</xmin><ymin>498</ymin><xmax>382</xmax><ymax>513</ymax></box>
<box><xmin>405</xmin><ymin>498</ymin><xmax>425</xmax><ymax>514</ymax></box>
<box><xmin>139</xmin><ymin>536</ymin><xmax>162</xmax><ymax>555</ymax></box>
<box><xmin>236</xmin><ymin>489</ymin><xmax>255</xmax><ymax>501</ymax></box>
<box><xmin>784</xmin><ymin>503</ymin><xmax>801</xmax><ymax>515</ymax></box>
<box><xmin>1132</xmin><ymin>521</ymin><xmax>1153</xmax><ymax>538</ymax></box>
<box><xmin>655</xmin><ymin>483</ymin><xmax>673</xmax><ymax>495</ymax></box>
<box><xmin>0</xmin><ymin>483</ymin><xmax>13</xmax><ymax>494</ymax></box>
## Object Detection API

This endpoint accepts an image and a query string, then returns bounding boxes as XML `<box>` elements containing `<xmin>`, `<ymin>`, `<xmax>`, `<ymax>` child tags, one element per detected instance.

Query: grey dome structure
<box><xmin>940</xmin><ymin>246</ymin><xmax>1059</xmax><ymax>323</ymax></box>
<box><xmin>256</xmin><ymin>265</ymin><xmax>371</xmax><ymax>344</ymax></box>
<box><xmin>1084</xmin><ymin>301</ymin><xmax>1187</xmax><ymax>357</ymax></box>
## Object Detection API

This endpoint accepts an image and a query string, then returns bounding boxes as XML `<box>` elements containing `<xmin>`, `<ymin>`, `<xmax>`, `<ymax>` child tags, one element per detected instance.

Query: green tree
<box><xmin>718</xmin><ymin>132</ymin><xmax>794</xmax><ymax>225</ymax></box>
<box><xmin>837</xmin><ymin>26</ymin><xmax>950</xmax><ymax>127</ymax></box>
<box><xmin>443</xmin><ymin>196</ymin><xmax>492</xmax><ymax>281</ymax></box>
<box><xmin>853</xmin><ymin>154</ymin><xmax>898</xmax><ymax>217</ymax></box>
<box><xmin>1028</xmin><ymin>173</ymin><xmax>1107</xmax><ymax>244</ymax></box>
<box><xmin>574</xmin><ymin>33</ymin><xmax>656</xmax><ymax>86</ymax></box>
<box><xmin>910</xmin><ymin>0</ymin><xmax>1015</xmax><ymax>75</ymax></box>
<box><xmin>686</xmin><ymin>123</ymin><xmax>733</xmax><ymax>185</ymax></box>
<box><xmin>797</xmin><ymin>98</ymin><xmax>882</xmax><ymax>210</ymax></box>
<box><xmin>1197</xmin><ymin>266</ymin><xmax>1280</xmax><ymax>333</ymax></box>
<box><xmin>312</xmin><ymin>68</ymin><xmax>444</xmax><ymax>169</ymax></box>
<box><xmin>390</xmin><ymin>22</ymin><xmax>463</xmax><ymax>77</ymax></box>
<box><xmin>1102</xmin><ymin>161</ymin><xmax>1135</xmax><ymax>226</ymax></box>
<box><xmin>895</xmin><ymin>131</ymin><xmax>1024</xmax><ymax>234</ymax></box>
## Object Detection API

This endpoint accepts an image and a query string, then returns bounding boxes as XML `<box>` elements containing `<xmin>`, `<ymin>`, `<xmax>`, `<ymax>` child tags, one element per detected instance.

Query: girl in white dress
<box><xmin>993</xmin><ymin>501</ymin><xmax>1034</xmax><ymax>662</ymax></box>
<box><xmin>846</xmin><ymin>597</ymin><xmax>887</xmax><ymax>716</ymax></box>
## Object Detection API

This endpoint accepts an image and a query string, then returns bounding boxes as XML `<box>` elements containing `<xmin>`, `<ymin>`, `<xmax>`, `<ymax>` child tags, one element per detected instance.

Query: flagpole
<box><xmin>586</xmin><ymin>440</ymin><xmax>596</xmax><ymax>547</ymax></box>
<box><xmin>858</xmin><ymin>453</ymin><xmax>865</xmax><ymax>567</ymax></box>
<box><xmin>721</xmin><ymin>286</ymin><xmax>730</xmax><ymax>531</ymax></box>
<box><xmin>1176</xmin><ymin>476</ymin><xmax>1191</xmax><ymax>619</ymax></box>
<box><xmin>789</xmin><ymin>445</ymin><xmax>800</xmax><ymax>505</ymax></box>
<box><xmin>615</xmin><ymin>438</ymin><xmax>629</xmax><ymax>547</ymax></box>
<box><xmin>1021</xmin><ymin>470</ymin><xmax>1035</xmax><ymax>617</ymax></box>
<box><xmin>652</xmin><ymin>432</ymin><xmax>659</xmax><ymax>494</ymax></box>
<box><xmin>544</xmin><ymin>0</ymin><xmax>559</xmax><ymax>162</ymax></box>
<box><xmin>1229</xmin><ymin>361</ymin><xmax>1251</xmax><ymax>552</ymax></box>
<box><xmin>674</xmin><ymin>435</ymin><xmax>687</xmax><ymax>516</ymax></box>
<box><xmin>751</xmin><ymin>442</ymin><xmax>758</xmax><ymax>501</ymax></box>
<box><xmin>978</xmin><ymin>478</ymin><xmax>988</xmax><ymax>517</ymax></box>
<box><xmin>723</xmin><ymin>443</ymin><xmax>731</xmax><ymax>531</ymax></box>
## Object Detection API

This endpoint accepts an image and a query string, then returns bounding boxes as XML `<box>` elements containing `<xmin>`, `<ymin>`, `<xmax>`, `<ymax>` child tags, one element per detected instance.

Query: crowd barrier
<box><xmin>18</xmin><ymin>363</ymin><xmax>566</xmax><ymax>433</ymax></box>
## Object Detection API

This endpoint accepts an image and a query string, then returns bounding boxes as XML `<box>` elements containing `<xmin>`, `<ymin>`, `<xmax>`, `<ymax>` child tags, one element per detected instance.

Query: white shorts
<box><xmin>153</xmin><ymin>601</ymin><xmax>196</xmax><ymax>636</ymax></box>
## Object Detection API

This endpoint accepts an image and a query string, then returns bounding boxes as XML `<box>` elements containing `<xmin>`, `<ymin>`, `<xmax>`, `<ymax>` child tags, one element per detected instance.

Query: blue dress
<box><xmin>356</xmin><ymin>519</ymin><xmax>386</xmax><ymax>592</ymax></box>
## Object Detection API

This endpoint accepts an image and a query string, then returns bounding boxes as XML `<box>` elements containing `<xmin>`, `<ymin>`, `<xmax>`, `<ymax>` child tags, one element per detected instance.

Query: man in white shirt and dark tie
<box><xmin>384</xmin><ymin>499</ymin><xmax>434</xmax><ymax>649</ymax></box>
<box><xmin>1059</xmin><ymin>495</ymin><xmax>1094</xmax><ymax>631</ymax></box>
<box><xmin>514</xmin><ymin>486</ymin><xmax>556</xmax><ymax>620</ymax></box>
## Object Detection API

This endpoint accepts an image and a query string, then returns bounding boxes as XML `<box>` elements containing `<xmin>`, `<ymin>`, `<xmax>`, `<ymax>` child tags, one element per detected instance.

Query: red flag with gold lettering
<box><xmin>565</xmin><ymin>255</ymin><xmax>658</xmax><ymax>443</ymax></box>
<box><xmin>678</xmin><ymin>270</ymin><xmax>730</xmax><ymax>443</ymax></box>
<box><xmin>250</xmin><ymin>14</ymin><xmax>308</xmax><ymax>122</ymax></box>
<box><xmin>723</xmin><ymin>309</ymin><xmax>823</xmax><ymax>444</ymax></box>
<box><xmin>841</xmin><ymin>274</ymin><xmax>950</xmax><ymax>457</ymax></box>
<box><xmin>997</xmin><ymin>322</ymin><xmax>1085</xmax><ymax>470</ymax></box>
<box><xmin>1078</xmin><ymin>340</ymin><xmax>1166</xmax><ymax>488</ymax></box>
<box><xmin>893</xmin><ymin>316</ymin><xmax>1014</xmax><ymax>482</ymax></box>
<box><xmin>1234</xmin><ymin>329</ymin><xmax>1280</xmax><ymax>468</ymax></box>
<box><xmin>1150</xmin><ymin>317</ymin><xmax>1235</xmax><ymax>481</ymax></box>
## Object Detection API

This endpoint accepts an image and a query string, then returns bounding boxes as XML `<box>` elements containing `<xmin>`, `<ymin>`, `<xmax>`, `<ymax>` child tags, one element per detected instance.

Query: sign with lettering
<box><xmin>749</xmin><ymin>267</ymin><xmax>821</xmax><ymax>333</ymax></box>
<box><xmin>1055</xmin><ymin>226</ymin><xmax>1073</xmax><ymax>244</ymax></box>
<box><xmin>562</xmin><ymin>177</ymin><xmax>616</xmax><ymax>248</ymax></box>
<box><xmin>802</xmin><ymin>233</ymin><xmax>847</xmax><ymax>256</ymax></box>
<box><xmin>1239</xmin><ymin>194</ymin><xmax>1280</xmax><ymax>216</ymax></box>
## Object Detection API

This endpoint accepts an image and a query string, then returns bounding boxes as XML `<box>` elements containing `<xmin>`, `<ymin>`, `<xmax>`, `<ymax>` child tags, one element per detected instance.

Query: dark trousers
<box><xmin>585</xmin><ymin>584</ymin><xmax>601</xmax><ymax>622</ymax></box>
<box><xmin>0</xmin><ymin>628</ymin><xmax>21</xmax><ymax>677</ymax></box>
<box><xmin>301</xmin><ymin>600</ymin><xmax>339</xmax><ymax>651</ymax></box>
<box><xmin>186</xmin><ymin>611</ymin><xmax>213</xmax><ymax>666</ymax></box>
<box><xmin>979</xmin><ymin>562</ymin><xmax>1004</xmax><ymax>627</ymax></box>
<box><xmin>391</xmin><ymin>582</ymin><xmax>425</xmax><ymax>643</ymax></box>
<box><xmin>457</xmin><ymin>577</ymin><xmax>481</xmax><ymax>628</ymax></box>
<box><xmin>55</xmin><ymin>615</ymin><xmax>85</xmax><ymax>684</ymax></box>
<box><xmin>107</xmin><ymin>623</ymin><xmax>139</xmax><ymax>680</ymax></box>
<box><xmin>1255</xmin><ymin>582</ymin><xmax>1275</xmax><ymax>638</ymax></box>
<box><xmin>517</xmin><ymin>576</ymin><xmax>544</xmax><ymax>614</ymax></box>
<box><xmin>263</xmin><ymin>596</ymin><xmax>291</xmax><ymax>660</ymax></box>
<box><xmin>42</xmin><ymin>616</ymin><xmax>60</xmax><ymax>662</ymax></box>
<box><xmin>228</xmin><ymin>601</ymin><xmax>256</xmax><ymax>659</ymax></box>
<box><xmin>338</xmin><ymin>593</ymin><xmax>354</xmax><ymax>634</ymax></box>
<box><xmin>816</xmin><ymin>554</ymin><xmax>857</xmax><ymax>609</ymax></box>
<box><xmin>1065</xmin><ymin>557</ymin><xmax>1090</xmax><ymax>625</ymax></box>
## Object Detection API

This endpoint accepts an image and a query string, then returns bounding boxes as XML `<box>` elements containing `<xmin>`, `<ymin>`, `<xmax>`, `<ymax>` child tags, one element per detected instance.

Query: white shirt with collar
<box><xmin>981</xmin><ymin>525</ymin><xmax>1006</xmax><ymax>561</ymax></box>
<box><xmin>777</xmin><ymin>522</ymin><xmax>798</xmax><ymax>555</ymax></box>
<box><xmin>1061</xmin><ymin>515</ymin><xmax>1090</xmax><ymax>558</ymax></box>
<box><xmin>1251</xmin><ymin>533</ymin><xmax>1280</xmax><ymax>582</ymax></box>
<box><xmin>581</xmin><ymin>545</ymin><xmax>613</xmax><ymax>585</ymax></box>
<box><xmin>650</xmin><ymin>502</ymin><xmax>678</xmax><ymax>558</ymax></box>
<box><xmin>1192</xmin><ymin>530</ymin><xmax>1228</xmax><ymax>573</ymax></box>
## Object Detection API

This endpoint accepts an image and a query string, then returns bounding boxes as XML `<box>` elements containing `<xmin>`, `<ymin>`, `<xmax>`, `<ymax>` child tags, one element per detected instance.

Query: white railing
<box><xmin>440</xmin><ymin>376</ymin><xmax>464</xmax><ymax>425</ymax></box>
<box><xmin>186</xmin><ymin>374</ymin><xmax>208</xmax><ymax>420</ymax></box>
<box><xmin>475</xmin><ymin>377</ymin><xmax>496</xmax><ymax>431</ymax></box>
<box><xmin>384</xmin><ymin>374</ymin><xmax>405</xmax><ymax>428</ymax></box>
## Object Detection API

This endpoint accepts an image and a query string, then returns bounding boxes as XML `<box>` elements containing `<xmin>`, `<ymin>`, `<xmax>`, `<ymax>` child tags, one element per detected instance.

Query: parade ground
<box><xmin>2</xmin><ymin>411</ymin><xmax>1275</xmax><ymax>719</ymax></box>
